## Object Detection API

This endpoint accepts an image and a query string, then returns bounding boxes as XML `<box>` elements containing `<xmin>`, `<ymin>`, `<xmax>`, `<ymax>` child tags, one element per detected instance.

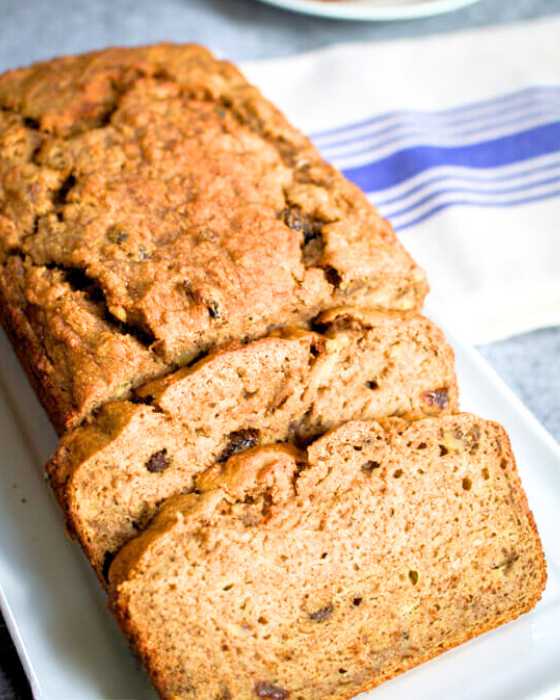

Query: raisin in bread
<box><xmin>109</xmin><ymin>414</ymin><xmax>546</xmax><ymax>699</ymax></box>
<box><xmin>0</xmin><ymin>44</ymin><xmax>427</xmax><ymax>433</ymax></box>
<box><xmin>46</xmin><ymin>308</ymin><xmax>457</xmax><ymax>581</ymax></box>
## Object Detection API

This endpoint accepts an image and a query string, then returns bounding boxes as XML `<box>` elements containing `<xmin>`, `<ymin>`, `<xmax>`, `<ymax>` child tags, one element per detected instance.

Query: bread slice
<box><xmin>109</xmin><ymin>414</ymin><xmax>546</xmax><ymax>699</ymax></box>
<box><xmin>0</xmin><ymin>44</ymin><xmax>427</xmax><ymax>432</ymax></box>
<box><xmin>46</xmin><ymin>309</ymin><xmax>457</xmax><ymax>581</ymax></box>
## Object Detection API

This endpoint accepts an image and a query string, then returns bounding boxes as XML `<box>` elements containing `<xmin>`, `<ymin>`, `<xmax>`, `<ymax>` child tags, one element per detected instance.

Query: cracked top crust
<box><xmin>0</xmin><ymin>44</ymin><xmax>427</xmax><ymax>431</ymax></box>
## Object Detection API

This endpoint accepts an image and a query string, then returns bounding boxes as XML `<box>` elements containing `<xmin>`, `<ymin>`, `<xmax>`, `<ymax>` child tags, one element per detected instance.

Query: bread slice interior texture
<box><xmin>47</xmin><ymin>308</ymin><xmax>458</xmax><ymax>581</ymax></box>
<box><xmin>109</xmin><ymin>414</ymin><xmax>546</xmax><ymax>700</ymax></box>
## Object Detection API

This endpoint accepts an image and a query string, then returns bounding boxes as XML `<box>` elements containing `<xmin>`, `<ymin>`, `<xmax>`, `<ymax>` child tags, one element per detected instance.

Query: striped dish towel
<box><xmin>243</xmin><ymin>16</ymin><xmax>560</xmax><ymax>344</ymax></box>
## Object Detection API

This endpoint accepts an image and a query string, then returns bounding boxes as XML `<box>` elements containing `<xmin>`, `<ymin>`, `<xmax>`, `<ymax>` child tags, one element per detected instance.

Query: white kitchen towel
<box><xmin>242</xmin><ymin>16</ymin><xmax>560</xmax><ymax>345</ymax></box>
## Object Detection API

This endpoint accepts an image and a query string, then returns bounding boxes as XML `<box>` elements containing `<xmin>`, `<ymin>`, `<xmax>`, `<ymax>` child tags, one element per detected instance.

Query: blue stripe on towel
<box><xmin>323</xmin><ymin>107</ymin><xmax>560</xmax><ymax>163</ymax></box>
<box><xmin>384</xmin><ymin>171</ymin><xmax>560</xmax><ymax>221</ymax></box>
<box><xmin>375</xmin><ymin>157</ymin><xmax>560</xmax><ymax>208</ymax></box>
<box><xmin>396</xmin><ymin>185</ymin><xmax>560</xmax><ymax>231</ymax></box>
<box><xmin>340</xmin><ymin>122</ymin><xmax>560</xmax><ymax>193</ymax></box>
<box><xmin>312</xmin><ymin>87</ymin><xmax>560</xmax><ymax>145</ymax></box>
<box><xmin>312</xmin><ymin>87</ymin><xmax>560</xmax><ymax>229</ymax></box>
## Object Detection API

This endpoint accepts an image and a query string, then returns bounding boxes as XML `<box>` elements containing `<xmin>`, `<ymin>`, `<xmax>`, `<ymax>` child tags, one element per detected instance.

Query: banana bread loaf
<box><xmin>0</xmin><ymin>44</ymin><xmax>427</xmax><ymax>433</ymax></box>
<box><xmin>109</xmin><ymin>414</ymin><xmax>546</xmax><ymax>699</ymax></box>
<box><xmin>47</xmin><ymin>308</ymin><xmax>457</xmax><ymax>581</ymax></box>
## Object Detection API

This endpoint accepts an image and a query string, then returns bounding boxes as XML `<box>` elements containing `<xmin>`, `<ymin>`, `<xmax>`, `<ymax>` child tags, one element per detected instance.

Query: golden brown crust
<box><xmin>0</xmin><ymin>43</ymin><xmax>427</xmax><ymax>432</ymax></box>
<box><xmin>109</xmin><ymin>415</ymin><xmax>546</xmax><ymax>699</ymax></box>
<box><xmin>0</xmin><ymin>256</ymin><xmax>166</xmax><ymax>434</ymax></box>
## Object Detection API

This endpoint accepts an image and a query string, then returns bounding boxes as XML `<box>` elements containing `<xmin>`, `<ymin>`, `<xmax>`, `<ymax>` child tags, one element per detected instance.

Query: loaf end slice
<box><xmin>46</xmin><ymin>309</ymin><xmax>457</xmax><ymax>581</ymax></box>
<box><xmin>109</xmin><ymin>414</ymin><xmax>546</xmax><ymax>699</ymax></box>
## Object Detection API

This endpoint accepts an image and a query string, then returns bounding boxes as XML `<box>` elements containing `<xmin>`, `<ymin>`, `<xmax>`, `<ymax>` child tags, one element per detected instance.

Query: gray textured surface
<box><xmin>478</xmin><ymin>327</ymin><xmax>560</xmax><ymax>441</ymax></box>
<box><xmin>0</xmin><ymin>0</ymin><xmax>559</xmax><ymax>71</ymax></box>
<box><xmin>0</xmin><ymin>0</ymin><xmax>559</xmax><ymax>698</ymax></box>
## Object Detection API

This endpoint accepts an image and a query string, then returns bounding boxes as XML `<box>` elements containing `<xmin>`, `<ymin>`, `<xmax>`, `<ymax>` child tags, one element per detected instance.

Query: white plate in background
<box><xmin>255</xmin><ymin>0</ymin><xmax>484</xmax><ymax>22</ymax></box>
<box><xmin>0</xmin><ymin>304</ymin><xmax>559</xmax><ymax>699</ymax></box>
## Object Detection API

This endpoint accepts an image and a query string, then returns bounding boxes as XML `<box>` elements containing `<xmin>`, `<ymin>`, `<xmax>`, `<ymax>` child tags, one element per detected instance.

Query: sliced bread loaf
<box><xmin>46</xmin><ymin>309</ymin><xmax>457</xmax><ymax>580</ymax></box>
<box><xmin>109</xmin><ymin>414</ymin><xmax>546</xmax><ymax>699</ymax></box>
<box><xmin>0</xmin><ymin>44</ymin><xmax>427</xmax><ymax>433</ymax></box>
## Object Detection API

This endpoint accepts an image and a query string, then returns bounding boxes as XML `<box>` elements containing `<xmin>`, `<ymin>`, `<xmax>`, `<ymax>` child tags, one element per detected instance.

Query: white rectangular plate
<box><xmin>0</xmin><ymin>306</ymin><xmax>559</xmax><ymax>700</ymax></box>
